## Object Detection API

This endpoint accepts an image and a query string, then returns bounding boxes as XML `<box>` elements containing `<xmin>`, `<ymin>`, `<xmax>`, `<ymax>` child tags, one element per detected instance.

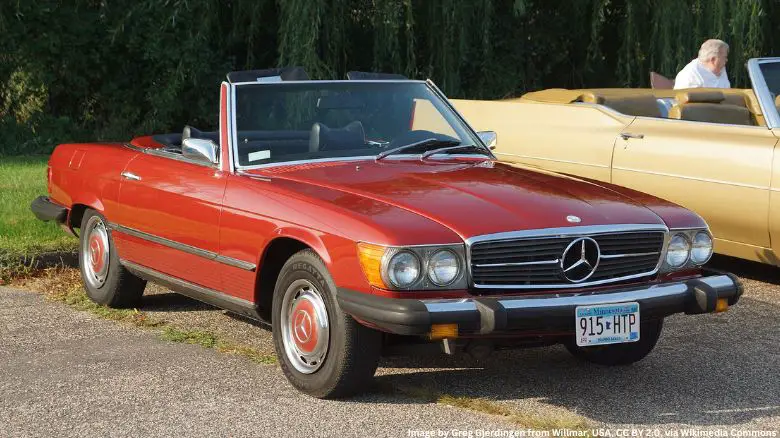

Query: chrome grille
<box><xmin>470</xmin><ymin>229</ymin><xmax>665</xmax><ymax>289</ymax></box>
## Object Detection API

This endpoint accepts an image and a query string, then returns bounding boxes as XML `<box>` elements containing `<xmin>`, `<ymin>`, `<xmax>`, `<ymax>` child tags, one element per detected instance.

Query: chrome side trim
<box><xmin>473</xmin><ymin>259</ymin><xmax>559</xmax><ymax>268</ymax></box>
<box><xmin>109</xmin><ymin>223</ymin><xmax>256</xmax><ymax>271</ymax></box>
<box><xmin>600</xmin><ymin>251</ymin><xmax>659</xmax><ymax>260</ymax></box>
<box><xmin>748</xmin><ymin>58</ymin><xmax>780</xmax><ymax>129</ymax></box>
<box><xmin>612</xmin><ymin>166</ymin><xmax>769</xmax><ymax>190</ymax></box>
<box><xmin>215</xmin><ymin>255</ymin><xmax>258</xmax><ymax>272</ymax></box>
<box><xmin>466</xmin><ymin>224</ymin><xmax>669</xmax><ymax>290</ymax></box>
<box><xmin>494</xmin><ymin>152</ymin><xmax>610</xmax><ymax>169</ymax></box>
<box><xmin>121</xmin><ymin>260</ymin><xmax>264</xmax><ymax>322</ymax></box>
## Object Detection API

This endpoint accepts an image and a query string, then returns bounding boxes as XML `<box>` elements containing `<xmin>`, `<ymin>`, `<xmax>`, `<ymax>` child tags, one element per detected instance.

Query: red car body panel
<box><xmin>113</xmin><ymin>154</ymin><xmax>228</xmax><ymax>292</ymax></box>
<box><xmin>242</xmin><ymin>159</ymin><xmax>706</xmax><ymax>240</ymax></box>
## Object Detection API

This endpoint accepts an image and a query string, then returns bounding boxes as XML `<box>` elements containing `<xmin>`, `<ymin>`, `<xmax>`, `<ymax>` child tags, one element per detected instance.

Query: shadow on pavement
<box><xmin>709</xmin><ymin>255</ymin><xmax>780</xmax><ymax>286</ymax></box>
<box><xmin>140</xmin><ymin>291</ymin><xmax>218</xmax><ymax>313</ymax></box>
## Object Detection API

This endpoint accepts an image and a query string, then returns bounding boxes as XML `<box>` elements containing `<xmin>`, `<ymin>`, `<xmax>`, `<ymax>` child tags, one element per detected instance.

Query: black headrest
<box><xmin>227</xmin><ymin>67</ymin><xmax>309</xmax><ymax>83</ymax></box>
<box><xmin>346</xmin><ymin>71</ymin><xmax>407</xmax><ymax>80</ymax></box>
<box><xmin>309</xmin><ymin>121</ymin><xmax>365</xmax><ymax>153</ymax></box>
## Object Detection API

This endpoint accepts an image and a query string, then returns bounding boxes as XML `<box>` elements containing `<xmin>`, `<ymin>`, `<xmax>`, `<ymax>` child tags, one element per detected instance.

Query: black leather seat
<box><xmin>309</xmin><ymin>121</ymin><xmax>366</xmax><ymax>153</ymax></box>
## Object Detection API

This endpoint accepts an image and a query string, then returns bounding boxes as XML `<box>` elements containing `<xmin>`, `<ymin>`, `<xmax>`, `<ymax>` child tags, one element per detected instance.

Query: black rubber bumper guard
<box><xmin>30</xmin><ymin>196</ymin><xmax>69</xmax><ymax>223</ymax></box>
<box><xmin>336</xmin><ymin>270</ymin><xmax>743</xmax><ymax>336</ymax></box>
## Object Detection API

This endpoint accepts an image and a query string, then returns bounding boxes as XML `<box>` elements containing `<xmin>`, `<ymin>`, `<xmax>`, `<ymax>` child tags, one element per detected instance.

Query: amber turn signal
<box><xmin>715</xmin><ymin>298</ymin><xmax>729</xmax><ymax>313</ymax></box>
<box><xmin>429</xmin><ymin>323</ymin><xmax>458</xmax><ymax>340</ymax></box>
<box><xmin>357</xmin><ymin>242</ymin><xmax>388</xmax><ymax>289</ymax></box>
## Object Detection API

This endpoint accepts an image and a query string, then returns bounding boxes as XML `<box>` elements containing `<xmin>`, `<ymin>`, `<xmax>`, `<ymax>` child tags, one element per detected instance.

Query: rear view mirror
<box><xmin>182</xmin><ymin>138</ymin><xmax>219</xmax><ymax>164</ymax></box>
<box><xmin>477</xmin><ymin>131</ymin><xmax>497</xmax><ymax>150</ymax></box>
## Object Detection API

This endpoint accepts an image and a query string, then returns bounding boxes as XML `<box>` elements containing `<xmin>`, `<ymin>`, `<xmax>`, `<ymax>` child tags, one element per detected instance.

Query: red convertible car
<box><xmin>32</xmin><ymin>68</ymin><xmax>741</xmax><ymax>398</ymax></box>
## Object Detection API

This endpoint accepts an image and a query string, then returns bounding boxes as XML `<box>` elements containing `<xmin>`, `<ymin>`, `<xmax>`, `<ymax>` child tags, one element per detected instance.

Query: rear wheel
<box><xmin>79</xmin><ymin>210</ymin><xmax>146</xmax><ymax>308</ymax></box>
<box><xmin>565</xmin><ymin>319</ymin><xmax>664</xmax><ymax>366</ymax></box>
<box><xmin>272</xmin><ymin>249</ymin><xmax>381</xmax><ymax>398</ymax></box>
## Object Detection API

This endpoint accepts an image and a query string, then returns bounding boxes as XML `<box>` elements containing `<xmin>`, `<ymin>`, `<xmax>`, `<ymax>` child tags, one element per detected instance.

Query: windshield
<box><xmin>759</xmin><ymin>62</ymin><xmax>780</xmax><ymax>117</ymax></box>
<box><xmin>232</xmin><ymin>81</ymin><xmax>482</xmax><ymax>167</ymax></box>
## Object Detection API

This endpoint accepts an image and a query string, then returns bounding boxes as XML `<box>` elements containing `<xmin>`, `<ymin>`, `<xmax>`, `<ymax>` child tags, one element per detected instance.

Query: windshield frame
<box><xmin>748</xmin><ymin>57</ymin><xmax>780</xmax><ymax>129</ymax></box>
<box><xmin>227</xmin><ymin>79</ymin><xmax>492</xmax><ymax>171</ymax></box>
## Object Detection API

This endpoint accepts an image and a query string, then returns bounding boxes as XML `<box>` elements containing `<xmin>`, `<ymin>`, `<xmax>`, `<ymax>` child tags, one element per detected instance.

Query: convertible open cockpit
<box><xmin>519</xmin><ymin>88</ymin><xmax>765</xmax><ymax>126</ymax></box>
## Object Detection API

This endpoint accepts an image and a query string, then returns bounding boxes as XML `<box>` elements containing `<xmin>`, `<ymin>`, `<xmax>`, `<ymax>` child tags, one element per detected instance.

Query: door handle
<box><xmin>121</xmin><ymin>171</ymin><xmax>142</xmax><ymax>181</ymax></box>
<box><xmin>620</xmin><ymin>133</ymin><xmax>645</xmax><ymax>140</ymax></box>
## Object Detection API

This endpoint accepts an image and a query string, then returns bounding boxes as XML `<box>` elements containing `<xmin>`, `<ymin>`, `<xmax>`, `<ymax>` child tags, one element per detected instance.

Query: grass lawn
<box><xmin>0</xmin><ymin>156</ymin><xmax>77</xmax><ymax>279</ymax></box>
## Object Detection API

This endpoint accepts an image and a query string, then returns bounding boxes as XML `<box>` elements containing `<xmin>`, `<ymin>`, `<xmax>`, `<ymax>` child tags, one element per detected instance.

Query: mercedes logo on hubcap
<box><xmin>560</xmin><ymin>237</ymin><xmax>600</xmax><ymax>283</ymax></box>
<box><xmin>293</xmin><ymin>310</ymin><xmax>313</xmax><ymax>344</ymax></box>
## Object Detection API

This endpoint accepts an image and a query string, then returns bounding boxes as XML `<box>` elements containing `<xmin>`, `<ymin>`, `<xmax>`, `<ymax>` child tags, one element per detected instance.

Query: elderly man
<box><xmin>674</xmin><ymin>39</ymin><xmax>730</xmax><ymax>89</ymax></box>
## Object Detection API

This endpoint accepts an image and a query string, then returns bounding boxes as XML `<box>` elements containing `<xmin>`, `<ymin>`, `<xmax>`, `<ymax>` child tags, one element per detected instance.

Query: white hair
<box><xmin>698</xmin><ymin>39</ymin><xmax>729</xmax><ymax>62</ymax></box>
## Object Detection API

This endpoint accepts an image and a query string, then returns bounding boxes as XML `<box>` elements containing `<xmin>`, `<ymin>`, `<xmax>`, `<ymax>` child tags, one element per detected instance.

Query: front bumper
<box><xmin>30</xmin><ymin>196</ymin><xmax>68</xmax><ymax>223</ymax></box>
<box><xmin>337</xmin><ymin>271</ymin><xmax>742</xmax><ymax>336</ymax></box>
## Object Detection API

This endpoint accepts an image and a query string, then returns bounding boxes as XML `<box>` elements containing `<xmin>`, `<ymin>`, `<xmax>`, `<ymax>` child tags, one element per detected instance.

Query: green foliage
<box><xmin>0</xmin><ymin>156</ymin><xmax>76</xmax><ymax>281</ymax></box>
<box><xmin>0</xmin><ymin>0</ymin><xmax>775</xmax><ymax>156</ymax></box>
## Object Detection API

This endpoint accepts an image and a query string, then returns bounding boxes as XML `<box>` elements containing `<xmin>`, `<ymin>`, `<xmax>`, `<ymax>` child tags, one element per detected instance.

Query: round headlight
<box><xmin>690</xmin><ymin>231</ymin><xmax>713</xmax><ymax>264</ymax></box>
<box><xmin>666</xmin><ymin>234</ymin><xmax>691</xmax><ymax>268</ymax></box>
<box><xmin>387</xmin><ymin>251</ymin><xmax>421</xmax><ymax>288</ymax></box>
<box><xmin>427</xmin><ymin>250</ymin><xmax>460</xmax><ymax>286</ymax></box>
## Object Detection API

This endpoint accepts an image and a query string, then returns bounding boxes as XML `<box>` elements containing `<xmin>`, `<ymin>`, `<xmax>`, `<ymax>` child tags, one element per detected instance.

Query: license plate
<box><xmin>575</xmin><ymin>302</ymin><xmax>640</xmax><ymax>347</ymax></box>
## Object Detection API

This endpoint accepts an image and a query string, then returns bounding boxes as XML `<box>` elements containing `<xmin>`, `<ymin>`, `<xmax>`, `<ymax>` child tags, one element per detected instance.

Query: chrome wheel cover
<box><xmin>280</xmin><ymin>279</ymin><xmax>330</xmax><ymax>374</ymax></box>
<box><xmin>81</xmin><ymin>215</ymin><xmax>110</xmax><ymax>289</ymax></box>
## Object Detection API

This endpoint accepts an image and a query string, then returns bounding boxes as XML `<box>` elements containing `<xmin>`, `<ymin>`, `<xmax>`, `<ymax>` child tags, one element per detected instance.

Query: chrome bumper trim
<box><xmin>422</xmin><ymin>274</ymin><xmax>739</xmax><ymax>315</ymax></box>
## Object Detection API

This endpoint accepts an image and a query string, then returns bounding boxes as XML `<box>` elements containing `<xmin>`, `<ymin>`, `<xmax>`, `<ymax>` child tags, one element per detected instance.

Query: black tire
<box><xmin>78</xmin><ymin>209</ymin><xmax>146</xmax><ymax>308</ymax></box>
<box><xmin>272</xmin><ymin>249</ymin><xmax>381</xmax><ymax>399</ymax></box>
<box><xmin>565</xmin><ymin>319</ymin><xmax>664</xmax><ymax>366</ymax></box>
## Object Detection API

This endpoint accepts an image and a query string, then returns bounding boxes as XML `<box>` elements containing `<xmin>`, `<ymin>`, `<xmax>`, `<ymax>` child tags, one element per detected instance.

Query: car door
<box><xmin>611</xmin><ymin>116</ymin><xmax>777</xmax><ymax>255</ymax></box>
<box><xmin>750</xmin><ymin>58</ymin><xmax>780</xmax><ymax>263</ymax></box>
<box><xmin>112</xmin><ymin>152</ymin><xmax>228</xmax><ymax>291</ymax></box>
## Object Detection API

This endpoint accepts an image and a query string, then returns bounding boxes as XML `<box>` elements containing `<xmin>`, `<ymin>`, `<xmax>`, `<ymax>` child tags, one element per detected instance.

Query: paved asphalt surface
<box><xmin>1</xmin><ymin>255</ymin><xmax>779</xmax><ymax>437</ymax></box>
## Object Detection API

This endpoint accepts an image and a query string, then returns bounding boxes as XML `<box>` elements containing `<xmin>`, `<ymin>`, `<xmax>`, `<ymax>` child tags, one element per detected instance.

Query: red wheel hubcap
<box><xmin>290</xmin><ymin>299</ymin><xmax>319</xmax><ymax>354</ymax></box>
<box><xmin>89</xmin><ymin>234</ymin><xmax>106</xmax><ymax>273</ymax></box>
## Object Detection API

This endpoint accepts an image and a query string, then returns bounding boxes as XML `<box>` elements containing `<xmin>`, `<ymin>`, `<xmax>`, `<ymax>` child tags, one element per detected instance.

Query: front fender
<box><xmin>272</xmin><ymin>226</ymin><xmax>332</xmax><ymax>266</ymax></box>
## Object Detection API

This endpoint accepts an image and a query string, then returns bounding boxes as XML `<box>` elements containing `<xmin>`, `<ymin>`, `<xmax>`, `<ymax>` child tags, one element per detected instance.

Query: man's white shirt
<box><xmin>674</xmin><ymin>59</ymin><xmax>730</xmax><ymax>89</ymax></box>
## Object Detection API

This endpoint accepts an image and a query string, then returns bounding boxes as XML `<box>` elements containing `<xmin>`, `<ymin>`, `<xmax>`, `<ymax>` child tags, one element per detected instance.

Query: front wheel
<box><xmin>272</xmin><ymin>249</ymin><xmax>381</xmax><ymax>398</ymax></box>
<box><xmin>565</xmin><ymin>319</ymin><xmax>664</xmax><ymax>366</ymax></box>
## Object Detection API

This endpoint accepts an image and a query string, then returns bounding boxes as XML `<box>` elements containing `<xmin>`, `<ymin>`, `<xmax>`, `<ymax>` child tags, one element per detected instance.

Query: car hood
<box><xmin>247</xmin><ymin>159</ymin><xmax>669</xmax><ymax>240</ymax></box>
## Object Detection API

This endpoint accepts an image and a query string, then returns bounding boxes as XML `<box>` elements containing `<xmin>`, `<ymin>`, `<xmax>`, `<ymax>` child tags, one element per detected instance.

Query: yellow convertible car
<box><xmin>453</xmin><ymin>58</ymin><xmax>780</xmax><ymax>266</ymax></box>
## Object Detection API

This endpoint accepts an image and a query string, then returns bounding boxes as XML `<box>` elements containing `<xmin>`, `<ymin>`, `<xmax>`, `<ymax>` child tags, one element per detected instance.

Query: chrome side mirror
<box><xmin>477</xmin><ymin>131</ymin><xmax>497</xmax><ymax>150</ymax></box>
<box><xmin>182</xmin><ymin>138</ymin><xmax>219</xmax><ymax>164</ymax></box>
